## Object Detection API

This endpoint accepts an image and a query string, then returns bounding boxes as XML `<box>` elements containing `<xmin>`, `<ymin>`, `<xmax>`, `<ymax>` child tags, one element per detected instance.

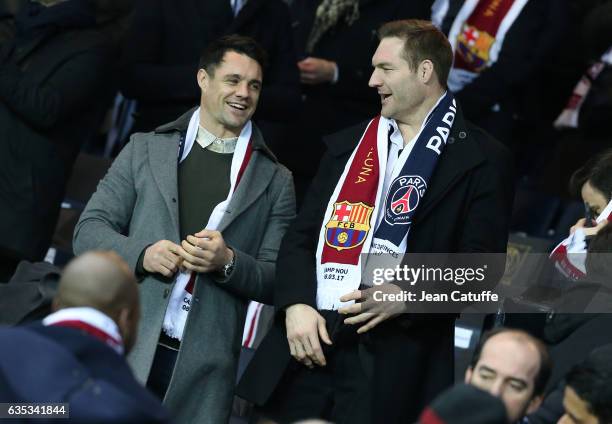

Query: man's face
<box><xmin>465</xmin><ymin>334</ymin><xmax>542</xmax><ymax>423</ymax></box>
<box><xmin>557</xmin><ymin>386</ymin><xmax>599</xmax><ymax>424</ymax></box>
<box><xmin>198</xmin><ymin>51</ymin><xmax>262</xmax><ymax>137</ymax></box>
<box><xmin>369</xmin><ymin>37</ymin><xmax>423</xmax><ymax>123</ymax></box>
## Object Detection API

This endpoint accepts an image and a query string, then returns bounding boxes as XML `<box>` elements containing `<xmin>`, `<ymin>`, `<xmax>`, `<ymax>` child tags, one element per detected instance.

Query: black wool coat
<box><xmin>0</xmin><ymin>27</ymin><xmax>112</xmax><ymax>261</ymax></box>
<box><xmin>238</xmin><ymin>105</ymin><xmax>514</xmax><ymax>422</ymax></box>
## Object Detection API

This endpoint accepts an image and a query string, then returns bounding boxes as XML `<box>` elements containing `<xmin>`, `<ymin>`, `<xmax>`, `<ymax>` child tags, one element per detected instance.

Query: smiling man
<box><xmin>73</xmin><ymin>35</ymin><xmax>295</xmax><ymax>424</ymax></box>
<box><xmin>238</xmin><ymin>20</ymin><xmax>514</xmax><ymax>423</ymax></box>
<box><xmin>466</xmin><ymin>328</ymin><xmax>552</xmax><ymax>423</ymax></box>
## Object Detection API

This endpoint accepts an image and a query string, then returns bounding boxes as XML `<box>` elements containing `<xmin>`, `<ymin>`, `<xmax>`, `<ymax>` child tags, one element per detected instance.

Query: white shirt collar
<box><xmin>195</xmin><ymin>125</ymin><xmax>238</xmax><ymax>154</ymax></box>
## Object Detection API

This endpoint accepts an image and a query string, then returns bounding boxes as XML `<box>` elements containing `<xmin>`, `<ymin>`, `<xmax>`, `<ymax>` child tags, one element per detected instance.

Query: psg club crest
<box><xmin>456</xmin><ymin>24</ymin><xmax>495</xmax><ymax>72</ymax></box>
<box><xmin>384</xmin><ymin>175</ymin><xmax>426</xmax><ymax>226</ymax></box>
<box><xmin>325</xmin><ymin>201</ymin><xmax>374</xmax><ymax>251</ymax></box>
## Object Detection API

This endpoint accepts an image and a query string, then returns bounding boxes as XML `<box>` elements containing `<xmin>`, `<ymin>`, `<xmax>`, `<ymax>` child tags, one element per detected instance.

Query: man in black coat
<box><xmin>0</xmin><ymin>251</ymin><xmax>170</xmax><ymax>423</ymax></box>
<box><xmin>0</xmin><ymin>0</ymin><xmax>113</xmax><ymax>280</ymax></box>
<box><xmin>119</xmin><ymin>0</ymin><xmax>300</xmax><ymax>150</ymax></box>
<box><xmin>285</xmin><ymin>0</ymin><xmax>432</xmax><ymax>202</ymax></box>
<box><xmin>237</xmin><ymin>19</ymin><xmax>513</xmax><ymax>424</ymax></box>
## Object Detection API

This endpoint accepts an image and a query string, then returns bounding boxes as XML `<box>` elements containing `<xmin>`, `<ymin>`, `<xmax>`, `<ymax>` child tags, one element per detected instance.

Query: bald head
<box><xmin>54</xmin><ymin>251</ymin><xmax>140</xmax><ymax>352</ymax></box>
<box><xmin>55</xmin><ymin>251</ymin><xmax>137</xmax><ymax>315</ymax></box>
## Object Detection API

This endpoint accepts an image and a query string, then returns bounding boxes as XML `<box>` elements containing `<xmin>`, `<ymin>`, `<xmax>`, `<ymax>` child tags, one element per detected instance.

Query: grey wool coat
<box><xmin>73</xmin><ymin>110</ymin><xmax>295</xmax><ymax>423</ymax></box>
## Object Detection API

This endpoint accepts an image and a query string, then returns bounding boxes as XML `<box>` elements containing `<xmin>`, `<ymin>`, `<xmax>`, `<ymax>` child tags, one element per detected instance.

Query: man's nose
<box><xmin>368</xmin><ymin>70</ymin><xmax>380</xmax><ymax>88</ymax></box>
<box><xmin>487</xmin><ymin>379</ymin><xmax>504</xmax><ymax>397</ymax></box>
<box><xmin>236</xmin><ymin>81</ymin><xmax>249</xmax><ymax>97</ymax></box>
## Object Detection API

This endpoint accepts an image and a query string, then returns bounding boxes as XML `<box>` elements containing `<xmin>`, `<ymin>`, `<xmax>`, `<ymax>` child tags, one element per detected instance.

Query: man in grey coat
<box><xmin>73</xmin><ymin>35</ymin><xmax>295</xmax><ymax>423</ymax></box>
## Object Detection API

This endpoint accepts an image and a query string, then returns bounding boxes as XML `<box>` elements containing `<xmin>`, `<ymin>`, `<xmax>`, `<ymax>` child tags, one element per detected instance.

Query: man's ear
<box><xmin>465</xmin><ymin>366</ymin><xmax>473</xmax><ymax>384</ymax></box>
<box><xmin>418</xmin><ymin>60</ymin><xmax>435</xmax><ymax>84</ymax></box>
<box><xmin>197</xmin><ymin>68</ymin><xmax>209</xmax><ymax>91</ymax></box>
<box><xmin>526</xmin><ymin>395</ymin><xmax>543</xmax><ymax>415</ymax></box>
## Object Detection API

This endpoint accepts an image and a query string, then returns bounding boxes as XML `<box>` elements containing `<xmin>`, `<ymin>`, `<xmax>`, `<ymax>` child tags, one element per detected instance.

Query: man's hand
<box><xmin>143</xmin><ymin>240</ymin><xmax>183</xmax><ymax>277</ymax></box>
<box><xmin>285</xmin><ymin>304</ymin><xmax>332</xmax><ymax>368</ymax></box>
<box><xmin>570</xmin><ymin>218</ymin><xmax>608</xmax><ymax>237</ymax></box>
<box><xmin>339</xmin><ymin>285</ymin><xmax>404</xmax><ymax>334</ymax></box>
<box><xmin>178</xmin><ymin>229</ymin><xmax>233</xmax><ymax>273</ymax></box>
<box><xmin>297</xmin><ymin>57</ymin><xmax>337</xmax><ymax>85</ymax></box>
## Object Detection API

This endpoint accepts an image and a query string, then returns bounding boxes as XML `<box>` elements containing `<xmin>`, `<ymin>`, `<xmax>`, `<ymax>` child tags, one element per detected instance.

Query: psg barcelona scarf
<box><xmin>315</xmin><ymin>92</ymin><xmax>457</xmax><ymax>310</ymax></box>
<box><xmin>433</xmin><ymin>0</ymin><xmax>529</xmax><ymax>92</ymax></box>
<box><xmin>162</xmin><ymin>108</ymin><xmax>253</xmax><ymax>341</ymax></box>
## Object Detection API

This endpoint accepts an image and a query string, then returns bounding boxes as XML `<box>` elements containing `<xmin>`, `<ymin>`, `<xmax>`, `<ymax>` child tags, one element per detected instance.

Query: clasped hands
<box><xmin>285</xmin><ymin>284</ymin><xmax>405</xmax><ymax>368</ymax></box>
<box><xmin>143</xmin><ymin>229</ymin><xmax>232</xmax><ymax>277</ymax></box>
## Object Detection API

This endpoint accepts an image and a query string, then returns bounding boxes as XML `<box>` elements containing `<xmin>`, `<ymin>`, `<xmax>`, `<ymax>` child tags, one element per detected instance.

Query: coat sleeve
<box><xmin>73</xmin><ymin>138</ymin><xmax>154</xmax><ymax>271</ymax></box>
<box><xmin>214</xmin><ymin>168</ymin><xmax>296</xmax><ymax>305</ymax></box>
<box><xmin>0</xmin><ymin>45</ymin><xmax>110</xmax><ymax>130</ymax></box>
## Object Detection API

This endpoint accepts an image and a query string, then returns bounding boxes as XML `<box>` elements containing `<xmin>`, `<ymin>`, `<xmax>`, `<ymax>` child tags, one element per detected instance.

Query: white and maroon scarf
<box><xmin>43</xmin><ymin>307</ymin><xmax>124</xmax><ymax>355</ymax></box>
<box><xmin>554</xmin><ymin>46</ymin><xmax>612</xmax><ymax>129</ymax></box>
<box><xmin>550</xmin><ymin>199</ymin><xmax>612</xmax><ymax>280</ymax></box>
<box><xmin>432</xmin><ymin>0</ymin><xmax>529</xmax><ymax>92</ymax></box>
<box><xmin>315</xmin><ymin>92</ymin><xmax>457</xmax><ymax>310</ymax></box>
<box><xmin>162</xmin><ymin>108</ymin><xmax>253</xmax><ymax>341</ymax></box>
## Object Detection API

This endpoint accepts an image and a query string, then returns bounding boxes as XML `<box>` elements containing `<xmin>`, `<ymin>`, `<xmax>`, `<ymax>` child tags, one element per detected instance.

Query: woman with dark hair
<box><xmin>567</xmin><ymin>148</ymin><xmax>612</xmax><ymax>237</ymax></box>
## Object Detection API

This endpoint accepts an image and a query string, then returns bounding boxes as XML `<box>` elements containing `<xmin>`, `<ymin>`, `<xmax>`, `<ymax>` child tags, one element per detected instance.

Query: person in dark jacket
<box><xmin>432</xmin><ymin>0</ymin><xmax>569</xmax><ymax>146</ymax></box>
<box><xmin>119</xmin><ymin>0</ymin><xmax>300</xmax><ymax>152</ymax></box>
<box><xmin>0</xmin><ymin>0</ymin><xmax>113</xmax><ymax>280</ymax></box>
<box><xmin>284</xmin><ymin>0</ymin><xmax>432</xmax><ymax>202</ymax></box>
<box><xmin>237</xmin><ymin>19</ymin><xmax>513</xmax><ymax>424</ymax></box>
<box><xmin>0</xmin><ymin>251</ymin><xmax>170</xmax><ymax>423</ymax></box>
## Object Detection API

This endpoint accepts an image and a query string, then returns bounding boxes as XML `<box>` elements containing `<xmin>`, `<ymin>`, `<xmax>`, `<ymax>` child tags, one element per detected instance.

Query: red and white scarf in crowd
<box><xmin>550</xmin><ymin>199</ymin><xmax>612</xmax><ymax>280</ymax></box>
<box><xmin>554</xmin><ymin>46</ymin><xmax>612</xmax><ymax>129</ymax></box>
<box><xmin>432</xmin><ymin>0</ymin><xmax>528</xmax><ymax>92</ymax></box>
<box><xmin>315</xmin><ymin>93</ymin><xmax>456</xmax><ymax>310</ymax></box>
<box><xmin>162</xmin><ymin>108</ymin><xmax>253</xmax><ymax>341</ymax></box>
<box><xmin>43</xmin><ymin>307</ymin><xmax>124</xmax><ymax>355</ymax></box>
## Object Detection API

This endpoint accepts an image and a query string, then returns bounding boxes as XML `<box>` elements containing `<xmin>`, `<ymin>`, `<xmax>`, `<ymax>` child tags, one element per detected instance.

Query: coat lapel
<box><xmin>412</xmin><ymin>110</ymin><xmax>484</xmax><ymax>222</ymax></box>
<box><xmin>148</xmin><ymin>134</ymin><xmax>181</xmax><ymax>237</ymax></box>
<box><xmin>217</xmin><ymin>127</ymin><xmax>278</xmax><ymax>233</ymax></box>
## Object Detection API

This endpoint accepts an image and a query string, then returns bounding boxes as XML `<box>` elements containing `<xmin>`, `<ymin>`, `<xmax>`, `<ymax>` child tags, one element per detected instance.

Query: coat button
<box><xmin>459</xmin><ymin>131</ymin><xmax>467</xmax><ymax>139</ymax></box>
<box><xmin>448</xmin><ymin>136</ymin><xmax>455</xmax><ymax>144</ymax></box>
<box><xmin>172</xmin><ymin>198</ymin><xmax>177</xmax><ymax>203</ymax></box>
<box><xmin>163</xmin><ymin>289</ymin><xmax>170</xmax><ymax>298</ymax></box>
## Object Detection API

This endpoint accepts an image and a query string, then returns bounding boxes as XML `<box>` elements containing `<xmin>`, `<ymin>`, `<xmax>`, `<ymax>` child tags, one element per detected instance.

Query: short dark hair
<box><xmin>470</xmin><ymin>327</ymin><xmax>552</xmax><ymax>397</ymax></box>
<box><xmin>377</xmin><ymin>19</ymin><xmax>453</xmax><ymax>87</ymax></box>
<box><xmin>566</xmin><ymin>344</ymin><xmax>612</xmax><ymax>423</ymax></box>
<box><xmin>198</xmin><ymin>34</ymin><xmax>268</xmax><ymax>77</ymax></box>
<box><xmin>569</xmin><ymin>149</ymin><xmax>612</xmax><ymax>200</ymax></box>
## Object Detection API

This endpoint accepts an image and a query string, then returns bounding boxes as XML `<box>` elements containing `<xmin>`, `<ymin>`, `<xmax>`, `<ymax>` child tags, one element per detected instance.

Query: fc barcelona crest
<box><xmin>325</xmin><ymin>201</ymin><xmax>374</xmax><ymax>251</ymax></box>
<box><xmin>457</xmin><ymin>24</ymin><xmax>495</xmax><ymax>72</ymax></box>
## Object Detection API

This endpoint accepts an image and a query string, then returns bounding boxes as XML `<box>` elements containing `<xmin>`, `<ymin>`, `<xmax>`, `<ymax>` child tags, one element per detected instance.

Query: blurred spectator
<box><xmin>536</xmin><ymin>1</ymin><xmax>612</xmax><ymax>194</ymax></box>
<box><xmin>120</xmin><ymin>0</ymin><xmax>300</xmax><ymax>149</ymax></box>
<box><xmin>466</xmin><ymin>327</ymin><xmax>551</xmax><ymax>423</ymax></box>
<box><xmin>529</xmin><ymin>227</ymin><xmax>612</xmax><ymax>424</ymax></box>
<box><xmin>419</xmin><ymin>384</ymin><xmax>508</xmax><ymax>424</ymax></box>
<box><xmin>558</xmin><ymin>345</ymin><xmax>612</xmax><ymax>424</ymax></box>
<box><xmin>284</xmin><ymin>0</ymin><xmax>432</xmax><ymax>202</ymax></box>
<box><xmin>0</xmin><ymin>0</ymin><xmax>113</xmax><ymax>281</ymax></box>
<box><xmin>549</xmin><ymin>150</ymin><xmax>612</xmax><ymax>280</ymax></box>
<box><xmin>432</xmin><ymin>0</ymin><xmax>568</xmax><ymax>146</ymax></box>
<box><xmin>0</xmin><ymin>251</ymin><xmax>170</xmax><ymax>423</ymax></box>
